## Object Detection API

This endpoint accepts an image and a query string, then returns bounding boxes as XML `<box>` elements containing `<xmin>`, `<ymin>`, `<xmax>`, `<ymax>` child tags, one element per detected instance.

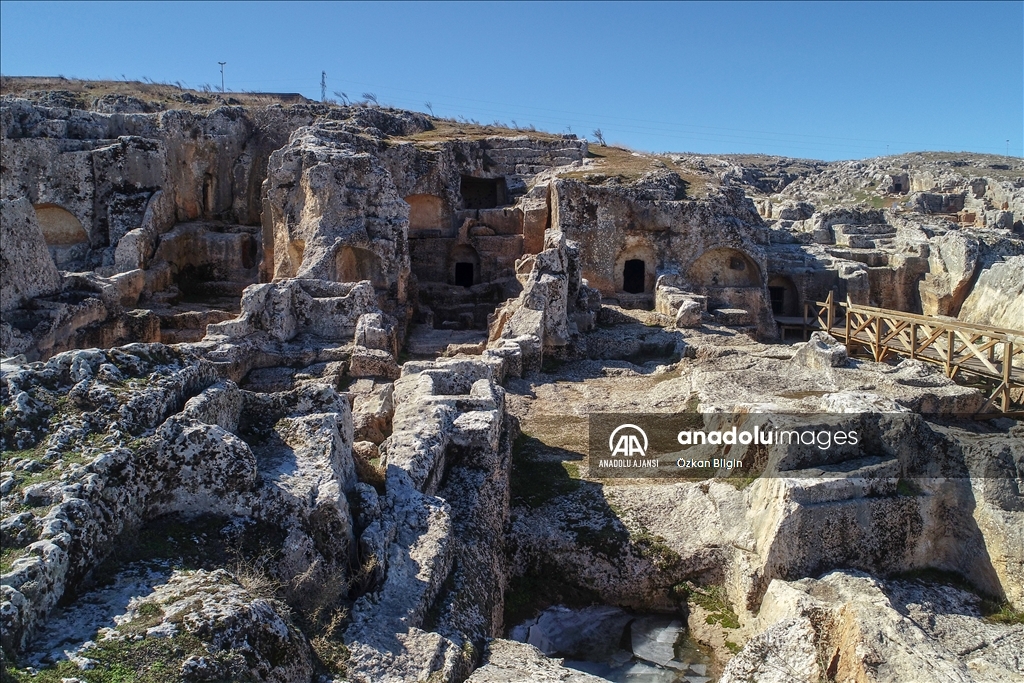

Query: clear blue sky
<box><xmin>1</xmin><ymin>1</ymin><xmax>1021</xmax><ymax>160</ymax></box>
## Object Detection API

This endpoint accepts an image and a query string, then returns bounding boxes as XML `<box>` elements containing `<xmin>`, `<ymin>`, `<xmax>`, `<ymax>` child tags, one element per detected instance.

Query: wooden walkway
<box><xmin>777</xmin><ymin>292</ymin><xmax>1024</xmax><ymax>417</ymax></box>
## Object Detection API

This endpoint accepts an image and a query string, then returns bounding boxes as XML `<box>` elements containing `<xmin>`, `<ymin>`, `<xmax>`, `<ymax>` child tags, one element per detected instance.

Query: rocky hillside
<box><xmin>1</xmin><ymin>79</ymin><xmax>1022</xmax><ymax>682</ymax></box>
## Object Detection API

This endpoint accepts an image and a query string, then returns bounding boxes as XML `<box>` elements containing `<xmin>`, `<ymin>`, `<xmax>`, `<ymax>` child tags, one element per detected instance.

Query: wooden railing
<box><xmin>801</xmin><ymin>292</ymin><xmax>1024</xmax><ymax>416</ymax></box>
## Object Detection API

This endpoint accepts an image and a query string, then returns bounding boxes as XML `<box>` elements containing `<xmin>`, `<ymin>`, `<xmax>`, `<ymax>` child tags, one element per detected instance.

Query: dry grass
<box><xmin>0</xmin><ymin>75</ymin><xmax>311</xmax><ymax>112</ymax></box>
<box><xmin>560</xmin><ymin>145</ymin><xmax>713</xmax><ymax>197</ymax></box>
<box><xmin>397</xmin><ymin>117</ymin><xmax>567</xmax><ymax>144</ymax></box>
<box><xmin>229</xmin><ymin>553</ymin><xmax>283</xmax><ymax>601</ymax></box>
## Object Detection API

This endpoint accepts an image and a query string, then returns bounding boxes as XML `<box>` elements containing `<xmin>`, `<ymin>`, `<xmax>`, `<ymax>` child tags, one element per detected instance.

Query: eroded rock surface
<box><xmin>2</xmin><ymin>83</ymin><xmax>1023</xmax><ymax>682</ymax></box>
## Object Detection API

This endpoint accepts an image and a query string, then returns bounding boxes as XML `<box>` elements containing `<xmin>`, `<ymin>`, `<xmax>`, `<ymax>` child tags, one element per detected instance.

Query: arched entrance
<box><xmin>767</xmin><ymin>275</ymin><xmax>799</xmax><ymax>316</ymax></box>
<box><xmin>336</xmin><ymin>246</ymin><xmax>385</xmax><ymax>288</ymax></box>
<box><xmin>449</xmin><ymin>244</ymin><xmax>480</xmax><ymax>288</ymax></box>
<box><xmin>33</xmin><ymin>203</ymin><xmax>89</xmax><ymax>268</ymax></box>
<box><xmin>623</xmin><ymin>259</ymin><xmax>646</xmax><ymax>294</ymax></box>
<box><xmin>34</xmin><ymin>204</ymin><xmax>88</xmax><ymax>246</ymax></box>
<box><xmin>613</xmin><ymin>242</ymin><xmax>656</xmax><ymax>296</ymax></box>
<box><xmin>687</xmin><ymin>248</ymin><xmax>760</xmax><ymax>288</ymax></box>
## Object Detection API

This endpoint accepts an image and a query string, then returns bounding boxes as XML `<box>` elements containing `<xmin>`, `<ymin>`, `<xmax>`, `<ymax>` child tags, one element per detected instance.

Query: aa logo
<box><xmin>608</xmin><ymin>424</ymin><xmax>648</xmax><ymax>458</ymax></box>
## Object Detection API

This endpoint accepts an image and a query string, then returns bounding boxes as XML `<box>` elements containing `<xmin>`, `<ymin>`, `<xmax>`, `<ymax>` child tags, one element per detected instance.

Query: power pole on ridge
<box><xmin>218</xmin><ymin>62</ymin><xmax>226</xmax><ymax>93</ymax></box>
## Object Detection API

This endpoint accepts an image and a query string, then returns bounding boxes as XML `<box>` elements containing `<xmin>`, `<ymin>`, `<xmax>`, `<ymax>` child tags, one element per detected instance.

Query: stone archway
<box><xmin>33</xmin><ymin>203</ymin><xmax>89</xmax><ymax>268</ymax></box>
<box><xmin>33</xmin><ymin>204</ymin><xmax>88</xmax><ymax>246</ymax></box>
<box><xmin>687</xmin><ymin>248</ymin><xmax>760</xmax><ymax>288</ymax></box>
<box><xmin>336</xmin><ymin>246</ymin><xmax>385</xmax><ymax>288</ymax></box>
<box><xmin>613</xmin><ymin>242</ymin><xmax>657</xmax><ymax>295</ymax></box>
<box><xmin>449</xmin><ymin>244</ymin><xmax>480</xmax><ymax>288</ymax></box>
<box><xmin>768</xmin><ymin>275</ymin><xmax>800</xmax><ymax>316</ymax></box>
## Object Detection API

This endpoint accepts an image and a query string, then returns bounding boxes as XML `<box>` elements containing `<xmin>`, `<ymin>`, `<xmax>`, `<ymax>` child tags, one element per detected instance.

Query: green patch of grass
<box><xmin>4</xmin><ymin>633</ymin><xmax>219</xmax><ymax>683</ymax></box>
<box><xmin>725</xmin><ymin>640</ymin><xmax>742</xmax><ymax>654</ymax></box>
<box><xmin>561</xmin><ymin>461</ymin><xmax>581</xmax><ymax>480</ymax></box>
<box><xmin>1</xmin><ymin>545</ymin><xmax>26</xmax><ymax>573</ymax></box>
<box><xmin>633</xmin><ymin>531</ymin><xmax>682</xmax><ymax>571</ymax></box>
<box><xmin>984</xmin><ymin>603</ymin><xmax>1024</xmax><ymax>625</ymax></box>
<box><xmin>117</xmin><ymin>602</ymin><xmax>165</xmax><ymax>637</ymax></box>
<box><xmin>674</xmin><ymin>582</ymin><xmax>740</xmax><ymax>629</ymax></box>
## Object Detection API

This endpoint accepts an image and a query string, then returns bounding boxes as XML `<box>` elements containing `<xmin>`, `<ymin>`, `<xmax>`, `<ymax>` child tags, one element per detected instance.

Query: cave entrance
<box><xmin>767</xmin><ymin>275</ymin><xmax>799</xmax><ymax>317</ymax></box>
<box><xmin>768</xmin><ymin>286</ymin><xmax>786</xmax><ymax>315</ymax></box>
<box><xmin>454</xmin><ymin>262</ymin><xmax>474</xmax><ymax>288</ymax></box>
<box><xmin>623</xmin><ymin>259</ymin><xmax>646</xmax><ymax>294</ymax></box>
<box><xmin>460</xmin><ymin>176</ymin><xmax>507</xmax><ymax>210</ymax></box>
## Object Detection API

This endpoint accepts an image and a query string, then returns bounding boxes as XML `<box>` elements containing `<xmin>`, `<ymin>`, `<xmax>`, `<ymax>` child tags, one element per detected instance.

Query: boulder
<box><xmin>722</xmin><ymin>571</ymin><xmax>1024</xmax><ymax>683</ymax></box>
<box><xmin>675</xmin><ymin>299</ymin><xmax>703</xmax><ymax>328</ymax></box>
<box><xmin>349</xmin><ymin>346</ymin><xmax>401</xmax><ymax>380</ymax></box>
<box><xmin>118</xmin><ymin>569</ymin><xmax>314</xmax><ymax>683</ymax></box>
<box><xmin>790</xmin><ymin>331</ymin><xmax>848</xmax><ymax>371</ymax></box>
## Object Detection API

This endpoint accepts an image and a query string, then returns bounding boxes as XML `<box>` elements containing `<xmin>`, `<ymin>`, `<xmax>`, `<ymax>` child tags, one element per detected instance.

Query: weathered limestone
<box><xmin>0</xmin><ymin>198</ymin><xmax>62</xmax><ymax>312</ymax></box>
<box><xmin>116</xmin><ymin>569</ymin><xmax>315</xmax><ymax>683</ymax></box>
<box><xmin>552</xmin><ymin>177</ymin><xmax>777</xmax><ymax>337</ymax></box>
<box><xmin>466</xmin><ymin>639</ymin><xmax>607</xmax><ymax>683</ymax></box>
<box><xmin>721</xmin><ymin>571</ymin><xmax>1024</xmax><ymax>683</ymax></box>
<box><xmin>958</xmin><ymin>255</ymin><xmax>1024</xmax><ymax>330</ymax></box>
<box><xmin>343</xmin><ymin>357</ymin><xmax>512</xmax><ymax>683</ymax></box>
<box><xmin>3</xmin><ymin>87</ymin><xmax>1023</xmax><ymax>682</ymax></box>
<box><xmin>919</xmin><ymin>230</ymin><xmax>979</xmax><ymax>316</ymax></box>
<box><xmin>264</xmin><ymin>122</ymin><xmax>412</xmax><ymax>315</ymax></box>
<box><xmin>488</xmin><ymin>229</ymin><xmax>600</xmax><ymax>368</ymax></box>
<box><xmin>0</xmin><ymin>345</ymin><xmax>358</xmax><ymax>657</ymax></box>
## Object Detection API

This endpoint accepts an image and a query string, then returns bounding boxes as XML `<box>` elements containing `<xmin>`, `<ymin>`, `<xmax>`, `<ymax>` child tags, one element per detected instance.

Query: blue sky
<box><xmin>1</xmin><ymin>1</ymin><xmax>1021</xmax><ymax>160</ymax></box>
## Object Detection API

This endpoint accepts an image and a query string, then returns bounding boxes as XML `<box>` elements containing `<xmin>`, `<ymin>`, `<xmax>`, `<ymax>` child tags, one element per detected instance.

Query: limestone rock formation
<box><xmin>264</xmin><ymin>122</ymin><xmax>412</xmax><ymax>315</ymax></box>
<box><xmin>2</xmin><ymin>82</ymin><xmax>1023</xmax><ymax>682</ymax></box>
<box><xmin>117</xmin><ymin>569</ymin><xmax>315</xmax><ymax>683</ymax></box>
<box><xmin>465</xmin><ymin>639</ymin><xmax>607</xmax><ymax>683</ymax></box>
<box><xmin>721</xmin><ymin>571</ymin><xmax>1024</xmax><ymax>683</ymax></box>
<box><xmin>0</xmin><ymin>198</ymin><xmax>61</xmax><ymax>312</ymax></box>
<box><xmin>959</xmin><ymin>255</ymin><xmax>1024</xmax><ymax>330</ymax></box>
<box><xmin>488</xmin><ymin>229</ymin><xmax>600</xmax><ymax>369</ymax></box>
<box><xmin>919</xmin><ymin>229</ymin><xmax>979</xmax><ymax>316</ymax></box>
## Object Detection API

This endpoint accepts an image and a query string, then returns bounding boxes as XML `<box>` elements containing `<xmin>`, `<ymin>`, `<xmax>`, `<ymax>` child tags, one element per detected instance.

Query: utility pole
<box><xmin>321</xmin><ymin>71</ymin><xmax>327</xmax><ymax>102</ymax></box>
<box><xmin>1008</xmin><ymin>139</ymin><xmax>1011</xmax><ymax>157</ymax></box>
<box><xmin>218</xmin><ymin>62</ymin><xmax>226</xmax><ymax>93</ymax></box>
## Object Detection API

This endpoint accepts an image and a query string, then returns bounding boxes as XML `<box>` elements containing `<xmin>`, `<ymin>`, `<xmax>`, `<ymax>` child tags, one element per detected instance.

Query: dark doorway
<box><xmin>460</xmin><ymin>176</ymin><xmax>506</xmax><ymax>210</ymax></box>
<box><xmin>454</xmin><ymin>262</ymin><xmax>474</xmax><ymax>288</ymax></box>
<box><xmin>623</xmin><ymin>259</ymin><xmax>645</xmax><ymax>294</ymax></box>
<box><xmin>768</xmin><ymin>286</ymin><xmax>786</xmax><ymax>315</ymax></box>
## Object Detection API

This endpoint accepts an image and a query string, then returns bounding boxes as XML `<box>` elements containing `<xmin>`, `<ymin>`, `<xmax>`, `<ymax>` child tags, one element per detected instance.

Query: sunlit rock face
<box><xmin>2</xmin><ymin>84</ymin><xmax>1023</xmax><ymax>682</ymax></box>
